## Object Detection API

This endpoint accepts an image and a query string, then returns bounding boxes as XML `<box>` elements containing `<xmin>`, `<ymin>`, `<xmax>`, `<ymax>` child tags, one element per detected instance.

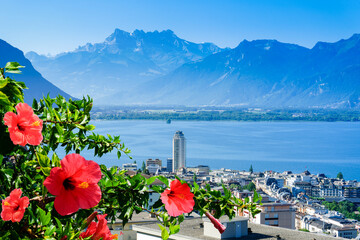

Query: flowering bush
<box><xmin>0</xmin><ymin>62</ymin><xmax>261</xmax><ymax>239</ymax></box>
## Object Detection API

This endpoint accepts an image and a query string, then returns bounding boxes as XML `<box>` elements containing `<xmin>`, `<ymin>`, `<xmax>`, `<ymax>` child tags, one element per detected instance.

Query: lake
<box><xmin>73</xmin><ymin>120</ymin><xmax>360</xmax><ymax>180</ymax></box>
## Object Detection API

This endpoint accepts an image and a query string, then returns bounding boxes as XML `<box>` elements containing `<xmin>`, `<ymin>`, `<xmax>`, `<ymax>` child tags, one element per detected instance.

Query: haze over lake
<box><xmin>73</xmin><ymin>120</ymin><xmax>360</xmax><ymax>180</ymax></box>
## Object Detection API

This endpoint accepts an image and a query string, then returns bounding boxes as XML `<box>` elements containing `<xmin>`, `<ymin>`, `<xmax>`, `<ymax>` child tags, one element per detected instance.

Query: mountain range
<box><xmin>26</xmin><ymin>29</ymin><xmax>223</xmax><ymax>100</ymax></box>
<box><xmin>0</xmin><ymin>39</ymin><xmax>71</xmax><ymax>103</ymax></box>
<box><xmin>26</xmin><ymin>30</ymin><xmax>360</xmax><ymax>108</ymax></box>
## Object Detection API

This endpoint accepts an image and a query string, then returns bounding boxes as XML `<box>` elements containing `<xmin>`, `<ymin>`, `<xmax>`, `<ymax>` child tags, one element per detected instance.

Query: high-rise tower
<box><xmin>172</xmin><ymin>131</ymin><xmax>186</xmax><ymax>171</ymax></box>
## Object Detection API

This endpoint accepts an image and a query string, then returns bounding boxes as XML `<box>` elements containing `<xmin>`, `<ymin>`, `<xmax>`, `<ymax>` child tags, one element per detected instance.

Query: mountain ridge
<box><xmin>26</xmin><ymin>30</ymin><xmax>360</xmax><ymax>108</ymax></box>
<box><xmin>0</xmin><ymin>39</ymin><xmax>72</xmax><ymax>103</ymax></box>
<box><xmin>26</xmin><ymin>29</ymin><xmax>224</xmax><ymax>99</ymax></box>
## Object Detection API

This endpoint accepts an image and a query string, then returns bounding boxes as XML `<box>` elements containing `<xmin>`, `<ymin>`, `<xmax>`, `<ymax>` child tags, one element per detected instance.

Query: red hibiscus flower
<box><xmin>205</xmin><ymin>212</ymin><xmax>226</xmax><ymax>234</ymax></box>
<box><xmin>43</xmin><ymin>154</ymin><xmax>102</xmax><ymax>216</ymax></box>
<box><xmin>1</xmin><ymin>188</ymin><xmax>29</xmax><ymax>222</ymax></box>
<box><xmin>3</xmin><ymin>102</ymin><xmax>43</xmax><ymax>146</ymax></box>
<box><xmin>80</xmin><ymin>214</ymin><xmax>118</xmax><ymax>240</ymax></box>
<box><xmin>160</xmin><ymin>179</ymin><xmax>194</xmax><ymax>217</ymax></box>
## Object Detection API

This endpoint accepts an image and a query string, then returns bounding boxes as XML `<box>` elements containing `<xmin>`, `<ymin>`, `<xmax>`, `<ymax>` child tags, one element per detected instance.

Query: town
<box><xmin>118</xmin><ymin>131</ymin><xmax>360</xmax><ymax>239</ymax></box>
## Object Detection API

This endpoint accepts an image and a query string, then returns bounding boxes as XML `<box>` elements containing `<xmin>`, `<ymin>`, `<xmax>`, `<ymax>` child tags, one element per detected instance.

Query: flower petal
<box><xmin>9</xmin><ymin>188</ymin><xmax>22</xmax><ymax>199</ymax></box>
<box><xmin>61</xmin><ymin>154</ymin><xmax>87</xmax><ymax>178</ymax></box>
<box><xmin>75</xmin><ymin>184</ymin><xmax>102</xmax><ymax>210</ymax></box>
<box><xmin>44</xmin><ymin>167</ymin><xmax>66</xmax><ymax>196</ymax></box>
<box><xmin>3</xmin><ymin>112</ymin><xmax>18</xmax><ymax>128</ymax></box>
<box><xmin>16</xmin><ymin>102</ymin><xmax>35</xmax><ymax>119</ymax></box>
<box><xmin>54</xmin><ymin>190</ymin><xmax>80</xmax><ymax>216</ymax></box>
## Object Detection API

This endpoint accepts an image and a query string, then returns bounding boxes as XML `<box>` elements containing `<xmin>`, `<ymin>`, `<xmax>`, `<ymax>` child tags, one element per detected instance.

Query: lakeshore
<box><xmin>73</xmin><ymin>120</ymin><xmax>360</xmax><ymax>181</ymax></box>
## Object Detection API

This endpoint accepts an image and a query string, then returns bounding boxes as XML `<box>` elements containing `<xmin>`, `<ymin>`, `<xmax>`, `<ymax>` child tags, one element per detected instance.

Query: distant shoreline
<box><xmin>91</xmin><ymin>109</ymin><xmax>360</xmax><ymax>122</ymax></box>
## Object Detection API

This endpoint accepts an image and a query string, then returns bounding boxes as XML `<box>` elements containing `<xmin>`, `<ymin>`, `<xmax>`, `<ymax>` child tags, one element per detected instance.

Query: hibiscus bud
<box><xmin>85</xmin><ymin>211</ymin><xmax>98</xmax><ymax>227</ymax></box>
<box><xmin>205</xmin><ymin>212</ymin><xmax>226</xmax><ymax>234</ymax></box>
<box><xmin>60</xmin><ymin>236</ymin><xmax>68</xmax><ymax>240</ymax></box>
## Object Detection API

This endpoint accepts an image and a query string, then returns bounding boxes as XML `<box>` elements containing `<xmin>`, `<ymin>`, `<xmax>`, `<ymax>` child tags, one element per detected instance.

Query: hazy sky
<box><xmin>2</xmin><ymin>0</ymin><xmax>360</xmax><ymax>55</ymax></box>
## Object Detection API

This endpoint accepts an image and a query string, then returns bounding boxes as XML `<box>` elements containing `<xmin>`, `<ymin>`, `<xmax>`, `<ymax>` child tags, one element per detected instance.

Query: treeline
<box><xmin>229</xmin><ymin>182</ymin><xmax>256</xmax><ymax>192</ymax></box>
<box><xmin>92</xmin><ymin>109</ymin><xmax>360</xmax><ymax>122</ymax></box>
<box><xmin>322</xmin><ymin>201</ymin><xmax>360</xmax><ymax>221</ymax></box>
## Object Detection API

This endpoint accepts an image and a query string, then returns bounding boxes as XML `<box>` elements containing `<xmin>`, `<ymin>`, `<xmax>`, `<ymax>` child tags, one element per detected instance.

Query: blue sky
<box><xmin>1</xmin><ymin>0</ymin><xmax>360</xmax><ymax>55</ymax></box>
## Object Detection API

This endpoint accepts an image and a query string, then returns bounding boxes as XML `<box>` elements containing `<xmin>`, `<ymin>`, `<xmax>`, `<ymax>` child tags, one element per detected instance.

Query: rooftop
<box><xmin>133</xmin><ymin>215</ymin><xmax>347</xmax><ymax>240</ymax></box>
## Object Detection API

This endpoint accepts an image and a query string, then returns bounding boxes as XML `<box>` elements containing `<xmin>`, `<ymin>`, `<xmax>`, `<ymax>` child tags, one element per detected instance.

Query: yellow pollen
<box><xmin>78</xmin><ymin>182</ymin><xmax>89</xmax><ymax>189</ymax></box>
<box><xmin>177</xmin><ymin>194</ymin><xmax>185</xmax><ymax>199</ymax></box>
<box><xmin>3</xmin><ymin>201</ymin><xmax>10</xmax><ymax>206</ymax></box>
<box><xmin>32</xmin><ymin>121</ymin><xmax>40</xmax><ymax>127</ymax></box>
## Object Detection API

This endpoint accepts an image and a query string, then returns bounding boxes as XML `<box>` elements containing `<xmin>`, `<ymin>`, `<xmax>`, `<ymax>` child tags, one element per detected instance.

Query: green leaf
<box><xmin>52</xmin><ymin>152</ymin><xmax>61</xmax><ymax>167</ymax></box>
<box><xmin>253</xmin><ymin>190</ymin><xmax>259</xmax><ymax>203</ymax></box>
<box><xmin>151</xmin><ymin>185</ymin><xmax>164</xmax><ymax>193</ymax></box>
<box><xmin>157</xmin><ymin>176</ymin><xmax>169</xmax><ymax>187</ymax></box>
<box><xmin>44</xmin><ymin>225</ymin><xmax>56</xmax><ymax>236</ymax></box>
<box><xmin>193</xmin><ymin>181</ymin><xmax>199</xmax><ymax>191</ymax></box>
<box><xmin>5</xmin><ymin>62</ymin><xmax>25</xmax><ymax>74</ymax></box>
<box><xmin>178</xmin><ymin>214</ymin><xmax>184</xmax><ymax>224</ymax></box>
<box><xmin>38</xmin><ymin>207</ymin><xmax>51</xmax><ymax>226</ymax></box>
<box><xmin>223</xmin><ymin>184</ymin><xmax>231</xmax><ymax>200</ymax></box>
<box><xmin>169</xmin><ymin>225</ymin><xmax>180</xmax><ymax>235</ymax></box>
<box><xmin>41</xmin><ymin>167</ymin><xmax>51</xmax><ymax>176</ymax></box>
<box><xmin>0</xmin><ymin>91</ymin><xmax>10</xmax><ymax>103</ymax></box>
<box><xmin>85</xmin><ymin>124</ymin><xmax>96</xmax><ymax>131</ymax></box>
<box><xmin>0</xmin><ymin>78</ymin><xmax>7</xmax><ymax>88</ymax></box>
<box><xmin>38</xmin><ymin>153</ymin><xmax>50</xmax><ymax>168</ymax></box>
<box><xmin>54</xmin><ymin>217</ymin><xmax>63</xmax><ymax>234</ymax></box>
<box><xmin>146</xmin><ymin>176</ymin><xmax>157</xmax><ymax>185</ymax></box>
<box><xmin>151</xmin><ymin>199</ymin><xmax>164</xmax><ymax>209</ymax></box>
<box><xmin>161</xmin><ymin>228</ymin><xmax>169</xmax><ymax>240</ymax></box>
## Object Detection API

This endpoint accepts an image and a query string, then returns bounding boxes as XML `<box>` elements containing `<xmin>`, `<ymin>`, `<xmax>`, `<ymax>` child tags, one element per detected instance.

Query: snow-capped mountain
<box><xmin>26</xmin><ymin>29</ymin><xmax>223</xmax><ymax>99</ymax></box>
<box><xmin>27</xmin><ymin>30</ymin><xmax>360</xmax><ymax>108</ymax></box>
<box><xmin>99</xmin><ymin>34</ymin><xmax>360</xmax><ymax>108</ymax></box>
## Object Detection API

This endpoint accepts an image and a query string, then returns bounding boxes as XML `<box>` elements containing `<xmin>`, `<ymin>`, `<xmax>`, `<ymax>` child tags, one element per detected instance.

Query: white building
<box><xmin>147</xmin><ymin>164</ymin><xmax>161</xmax><ymax>174</ymax></box>
<box><xmin>173</xmin><ymin>131</ymin><xmax>186</xmax><ymax>171</ymax></box>
<box><xmin>122</xmin><ymin>163</ymin><xmax>137</xmax><ymax>171</ymax></box>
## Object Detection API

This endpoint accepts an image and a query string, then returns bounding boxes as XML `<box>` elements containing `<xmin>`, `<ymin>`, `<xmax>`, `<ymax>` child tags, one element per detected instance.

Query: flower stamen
<box><xmin>78</xmin><ymin>182</ymin><xmax>89</xmax><ymax>189</ymax></box>
<box><xmin>31</xmin><ymin>121</ymin><xmax>40</xmax><ymax>127</ymax></box>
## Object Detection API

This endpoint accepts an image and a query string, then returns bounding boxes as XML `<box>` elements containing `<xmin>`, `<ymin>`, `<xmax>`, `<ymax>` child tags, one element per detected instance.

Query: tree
<box><xmin>249</xmin><ymin>164</ymin><xmax>253</xmax><ymax>174</ymax></box>
<box><xmin>141</xmin><ymin>161</ymin><xmax>146</xmax><ymax>172</ymax></box>
<box><xmin>337</xmin><ymin>172</ymin><xmax>344</xmax><ymax>179</ymax></box>
<box><xmin>245</xmin><ymin>182</ymin><xmax>256</xmax><ymax>191</ymax></box>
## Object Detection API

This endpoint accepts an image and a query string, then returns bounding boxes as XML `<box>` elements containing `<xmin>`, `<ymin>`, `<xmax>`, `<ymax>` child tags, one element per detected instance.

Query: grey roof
<box><xmin>133</xmin><ymin>215</ymin><xmax>347</xmax><ymax>239</ymax></box>
<box><xmin>344</xmin><ymin>198</ymin><xmax>360</xmax><ymax>203</ymax></box>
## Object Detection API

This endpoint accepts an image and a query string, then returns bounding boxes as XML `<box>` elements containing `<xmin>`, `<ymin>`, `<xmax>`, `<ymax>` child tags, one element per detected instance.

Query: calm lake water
<box><xmin>72</xmin><ymin>120</ymin><xmax>360</xmax><ymax>180</ymax></box>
